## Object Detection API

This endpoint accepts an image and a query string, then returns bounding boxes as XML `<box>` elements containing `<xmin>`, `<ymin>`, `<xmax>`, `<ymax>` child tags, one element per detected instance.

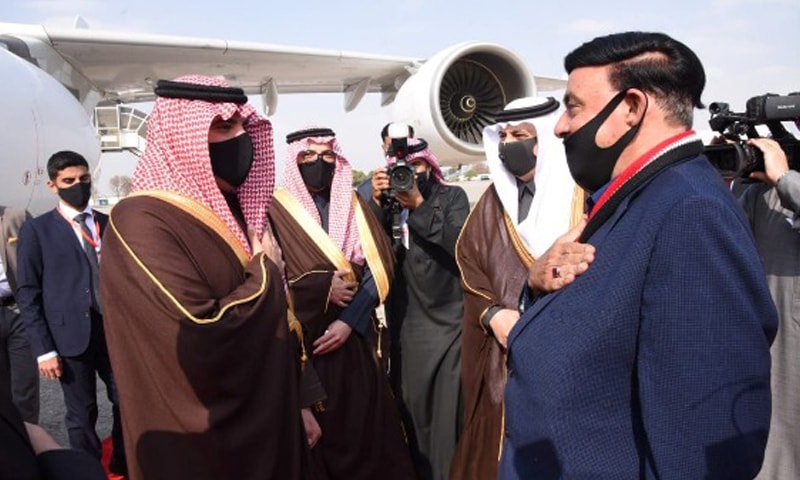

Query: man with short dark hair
<box><xmin>379</xmin><ymin>122</ymin><xmax>415</xmax><ymax>155</ymax></box>
<box><xmin>16</xmin><ymin>151</ymin><xmax>126</xmax><ymax>475</ymax></box>
<box><xmin>501</xmin><ymin>32</ymin><xmax>777</xmax><ymax>479</ymax></box>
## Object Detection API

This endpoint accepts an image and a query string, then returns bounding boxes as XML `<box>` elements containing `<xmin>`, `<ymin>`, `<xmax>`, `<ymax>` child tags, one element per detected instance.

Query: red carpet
<box><xmin>101</xmin><ymin>437</ymin><xmax>125</xmax><ymax>479</ymax></box>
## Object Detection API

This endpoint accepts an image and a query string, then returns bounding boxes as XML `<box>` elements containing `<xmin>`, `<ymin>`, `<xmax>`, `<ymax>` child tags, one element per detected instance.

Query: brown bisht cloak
<box><xmin>100</xmin><ymin>193</ymin><xmax>305</xmax><ymax>480</ymax></box>
<box><xmin>269</xmin><ymin>190</ymin><xmax>416</xmax><ymax>480</ymax></box>
<box><xmin>450</xmin><ymin>185</ymin><xmax>536</xmax><ymax>480</ymax></box>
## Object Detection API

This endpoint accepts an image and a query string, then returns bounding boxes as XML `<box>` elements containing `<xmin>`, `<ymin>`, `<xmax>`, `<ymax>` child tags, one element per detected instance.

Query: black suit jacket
<box><xmin>16</xmin><ymin>208</ymin><xmax>107</xmax><ymax>358</ymax></box>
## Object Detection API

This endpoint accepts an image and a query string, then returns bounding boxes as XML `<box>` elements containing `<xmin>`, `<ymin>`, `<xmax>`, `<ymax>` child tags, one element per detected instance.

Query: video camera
<box><xmin>704</xmin><ymin>92</ymin><xmax>800</xmax><ymax>178</ymax></box>
<box><xmin>382</xmin><ymin>123</ymin><xmax>429</xmax><ymax>242</ymax></box>
<box><xmin>386</xmin><ymin>123</ymin><xmax>416</xmax><ymax>193</ymax></box>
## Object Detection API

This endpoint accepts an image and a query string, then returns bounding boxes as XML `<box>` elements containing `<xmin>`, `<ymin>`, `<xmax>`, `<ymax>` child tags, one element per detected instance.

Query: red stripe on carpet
<box><xmin>102</xmin><ymin>436</ymin><xmax>125</xmax><ymax>479</ymax></box>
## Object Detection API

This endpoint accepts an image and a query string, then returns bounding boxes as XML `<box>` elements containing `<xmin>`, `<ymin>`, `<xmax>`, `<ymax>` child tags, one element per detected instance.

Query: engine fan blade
<box><xmin>439</xmin><ymin>58</ymin><xmax>506</xmax><ymax>144</ymax></box>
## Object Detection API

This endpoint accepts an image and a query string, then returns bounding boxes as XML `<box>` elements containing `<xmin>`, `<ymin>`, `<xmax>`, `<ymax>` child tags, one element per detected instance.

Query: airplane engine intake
<box><xmin>392</xmin><ymin>42</ymin><xmax>536</xmax><ymax>165</ymax></box>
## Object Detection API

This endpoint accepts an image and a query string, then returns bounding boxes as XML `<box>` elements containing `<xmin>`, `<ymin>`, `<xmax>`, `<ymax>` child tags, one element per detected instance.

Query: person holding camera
<box><xmin>368</xmin><ymin>136</ymin><xmax>469</xmax><ymax>480</ymax></box>
<box><xmin>740</xmin><ymin>137</ymin><xmax>800</xmax><ymax>480</ymax></box>
<box><xmin>449</xmin><ymin>96</ymin><xmax>585</xmax><ymax>480</ymax></box>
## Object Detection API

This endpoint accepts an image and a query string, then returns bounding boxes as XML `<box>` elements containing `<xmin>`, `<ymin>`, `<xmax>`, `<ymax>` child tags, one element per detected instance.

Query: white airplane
<box><xmin>0</xmin><ymin>21</ymin><xmax>565</xmax><ymax>214</ymax></box>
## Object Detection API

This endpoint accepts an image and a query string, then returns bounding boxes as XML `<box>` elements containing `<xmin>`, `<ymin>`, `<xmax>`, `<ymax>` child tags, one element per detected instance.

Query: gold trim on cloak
<box><xmin>128</xmin><ymin>190</ymin><xmax>250</xmax><ymax>266</ymax></box>
<box><xmin>272</xmin><ymin>188</ymin><xmax>391</xmax><ymax>304</ymax></box>
<box><xmin>455</xmin><ymin>183</ymin><xmax>533</xmax><ymax>302</ymax></box>
<box><xmin>109</xmin><ymin>192</ymin><xmax>269</xmax><ymax>325</ymax></box>
<box><xmin>456</xmin><ymin>184</ymin><xmax>586</xmax><ymax>303</ymax></box>
<box><xmin>455</xmin><ymin>183</ymin><xmax>586</xmax><ymax>463</ymax></box>
<box><xmin>502</xmin><ymin>184</ymin><xmax>586</xmax><ymax>270</ymax></box>
<box><xmin>570</xmin><ymin>184</ymin><xmax>587</xmax><ymax>229</ymax></box>
<box><xmin>352</xmin><ymin>195</ymin><xmax>391</xmax><ymax>304</ymax></box>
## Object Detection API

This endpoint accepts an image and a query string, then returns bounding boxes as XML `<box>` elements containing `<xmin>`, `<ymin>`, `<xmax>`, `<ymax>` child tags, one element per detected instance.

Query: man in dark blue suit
<box><xmin>17</xmin><ymin>151</ymin><xmax>126</xmax><ymax>475</ymax></box>
<box><xmin>500</xmin><ymin>32</ymin><xmax>777</xmax><ymax>479</ymax></box>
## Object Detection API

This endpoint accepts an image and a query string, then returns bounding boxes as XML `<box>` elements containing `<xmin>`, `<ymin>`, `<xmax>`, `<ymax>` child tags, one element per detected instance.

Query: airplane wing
<box><xmin>0</xmin><ymin>22</ymin><xmax>564</xmax><ymax>113</ymax></box>
<box><xmin>0</xmin><ymin>21</ymin><xmax>566</xmax><ymax>163</ymax></box>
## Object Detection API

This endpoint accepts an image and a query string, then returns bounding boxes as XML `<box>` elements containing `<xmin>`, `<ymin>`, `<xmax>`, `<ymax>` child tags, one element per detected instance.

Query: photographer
<box><xmin>368</xmin><ymin>137</ymin><xmax>469</xmax><ymax>480</ymax></box>
<box><xmin>739</xmin><ymin>137</ymin><xmax>800</xmax><ymax>480</ymax></box>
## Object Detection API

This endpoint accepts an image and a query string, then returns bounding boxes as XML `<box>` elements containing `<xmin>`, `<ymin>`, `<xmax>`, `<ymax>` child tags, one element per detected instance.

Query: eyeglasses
<box><xmin>299</xmin><ymin>150</ymin><xmax>337</xmax><ymax>163</ymax></box>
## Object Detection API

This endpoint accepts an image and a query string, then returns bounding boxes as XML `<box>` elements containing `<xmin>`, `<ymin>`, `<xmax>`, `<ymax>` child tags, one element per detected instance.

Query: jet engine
<box><xmin>392</xmin><ymin>42</ymin><xmax>537</xmax><ymax>166</ymax></box>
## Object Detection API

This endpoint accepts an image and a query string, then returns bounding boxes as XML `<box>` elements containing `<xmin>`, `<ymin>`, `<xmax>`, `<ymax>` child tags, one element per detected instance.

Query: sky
<box><xmin>3</xmin><ymin>0</ymin><xmax>799</xmax><ymax>195</ymax></box>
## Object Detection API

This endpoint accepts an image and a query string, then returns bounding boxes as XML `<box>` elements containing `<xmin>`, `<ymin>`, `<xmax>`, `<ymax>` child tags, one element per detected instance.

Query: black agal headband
<box><xmin>154</xmin><ymin>79</ymin><xmax>248</xmax><ymax>104</ymax></box>
<box><xmin>495</xmin><ymin>97</ymin><xmax>560</xmax><ymax>123</ymax></box>
<box><xmin>286</xmin><ymin>128</ymin><xmax>336</xmax><ymax>144</ymax></box>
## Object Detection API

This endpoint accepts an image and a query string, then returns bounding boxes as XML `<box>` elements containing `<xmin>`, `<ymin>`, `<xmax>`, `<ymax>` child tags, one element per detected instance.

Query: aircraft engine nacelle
<box><xmin>392</xmin><ymin>42</ymin><xmax>536</xmax><ymax>166</ymax></box>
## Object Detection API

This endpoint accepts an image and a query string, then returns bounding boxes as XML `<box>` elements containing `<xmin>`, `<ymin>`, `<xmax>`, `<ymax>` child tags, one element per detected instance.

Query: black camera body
<box><xmin>704</xmin><ymin>93</ymin><xmax>800</xmax><ymax>178</ymax></box>
<box><xmin>383</xmin><ymin>136</ymin><xmax>412</xmax><ymax>241</ymax></box>
<box><xmin>387</xmin><ymin>135</ymin><xmax>416</xmax><ymax>193</ymax></box>
<box><xmin>381</xmin><ymin>123</ymin><xmax>430</xmax><ymax>242</ymax></box>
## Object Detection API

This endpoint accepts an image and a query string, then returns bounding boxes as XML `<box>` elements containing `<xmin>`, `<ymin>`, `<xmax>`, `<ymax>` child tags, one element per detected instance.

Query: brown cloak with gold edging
<box><xmin>268</xmin><ymin>191</ymin><xmax>416</xmax><ymax>480</ymax></box>
<box><xmin>450</xmin><ymin>185</ymin><xmax>530</xmax><ymax>480</ymax></box>
<box><xmin>451</xmin><ymin>183</ymin><xmax>583</xmax><ymax>480</ymax></box>
<box><xmin>100</xmin><ymin>193</ymin><xmax>305</xmax><ymax>480</ymax></box>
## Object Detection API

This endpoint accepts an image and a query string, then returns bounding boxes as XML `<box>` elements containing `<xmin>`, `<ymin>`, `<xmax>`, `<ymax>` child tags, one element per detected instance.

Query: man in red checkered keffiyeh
<box><xmin>281</xmin><ymin>126</ymin><xmax>365</xmax><ymax>263</ymax></box>
<box><xmin>269</xmin><ymin>127</ymin><xmax>416</xmax><ymax>480</ymax></box>
<box><xmin>99</xmin><ymin>75</ymin><xmax>308</xmax><ymax>480</ymax></box>
<box><xmin>133</xmin><ymin>74</ymin><xmax>275</xmax><ymax>255</ymax></box>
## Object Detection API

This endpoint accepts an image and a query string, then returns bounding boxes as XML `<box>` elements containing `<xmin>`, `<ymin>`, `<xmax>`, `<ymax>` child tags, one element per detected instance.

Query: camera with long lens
<box><xmin>381</xmin><ymin>123</ymin><xmax>429</xmax><ymax>242</ymax></box>
<box><xmin>385</xmin><ymin>123</ymin><xmax>415</xmax><ymax>193</ymax></box>
<box><xmin>704</xmin><ymin>92</ymin><xmax>800</xmax><ymax>178</ymax></box>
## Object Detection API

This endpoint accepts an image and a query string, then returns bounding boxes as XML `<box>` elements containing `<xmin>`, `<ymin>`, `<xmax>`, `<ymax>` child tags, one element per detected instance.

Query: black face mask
<box><xmin>208</xmin><ymin>133</ymin><xmax>254</xmax><ymax>187</ymax></box>
<box><xmin>415</xmin><ymin>170</ymin><xmax>433</xmax><ymax>198</ymax></box>
<box><xmin>563</xmin><ymin>90</ymin><xmax>644</xmax><ymax>193</ymax></box>
<box><xmin>299</xmin><ymin>157</ymin><xmax>336</xmax><ymax>191</ymax></box>
<box><xmin>58</xmin><ymin>182</ymin><xmax>92</xmax><ymax>209</ymax></box>
<box><xmin>499</xmin><ymin>138</ymin><xmax>538</xmax><ymax>178</ymax></box>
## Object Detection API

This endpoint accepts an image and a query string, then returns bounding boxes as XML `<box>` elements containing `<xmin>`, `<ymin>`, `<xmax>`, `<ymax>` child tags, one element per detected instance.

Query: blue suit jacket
<box><xmin>500</xmin><ymin>156</ymin><xmax>777</xmax><ymax>480</ymax></box>
<box><xmin>16</xmin><ymin>208</ymin><xmax>107</xmax><ymax>358</ymax></box>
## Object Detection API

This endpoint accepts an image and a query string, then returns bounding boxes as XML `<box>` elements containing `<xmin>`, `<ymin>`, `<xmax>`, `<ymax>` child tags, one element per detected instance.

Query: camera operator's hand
<box><xmin>371</xmin><ymin>168</ymin><xmax>390</xmax><ymax>206</ymax></box>
<box><xmin>748</xmin><ymin>137</ymin><xmax>789</xmax><ymax>186</ymax></box>
<box><xmin>394</xmin><ymin>182</ymin><xmax>424</xmax><ymax>210</ymax></box>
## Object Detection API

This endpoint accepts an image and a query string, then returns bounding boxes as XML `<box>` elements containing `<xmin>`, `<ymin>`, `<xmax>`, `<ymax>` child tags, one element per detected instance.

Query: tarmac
<box><xmin>38</xmin><ymin>373</ymin><xmax>115</xmax><ymax>447</ymax></box>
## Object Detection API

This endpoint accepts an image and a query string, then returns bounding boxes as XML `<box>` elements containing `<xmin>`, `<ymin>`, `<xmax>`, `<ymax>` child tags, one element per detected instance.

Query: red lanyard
<box><xmin>57</xmin><ymin>207</ymin><xmax>101</xmax><ymax>251</ymax></box>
